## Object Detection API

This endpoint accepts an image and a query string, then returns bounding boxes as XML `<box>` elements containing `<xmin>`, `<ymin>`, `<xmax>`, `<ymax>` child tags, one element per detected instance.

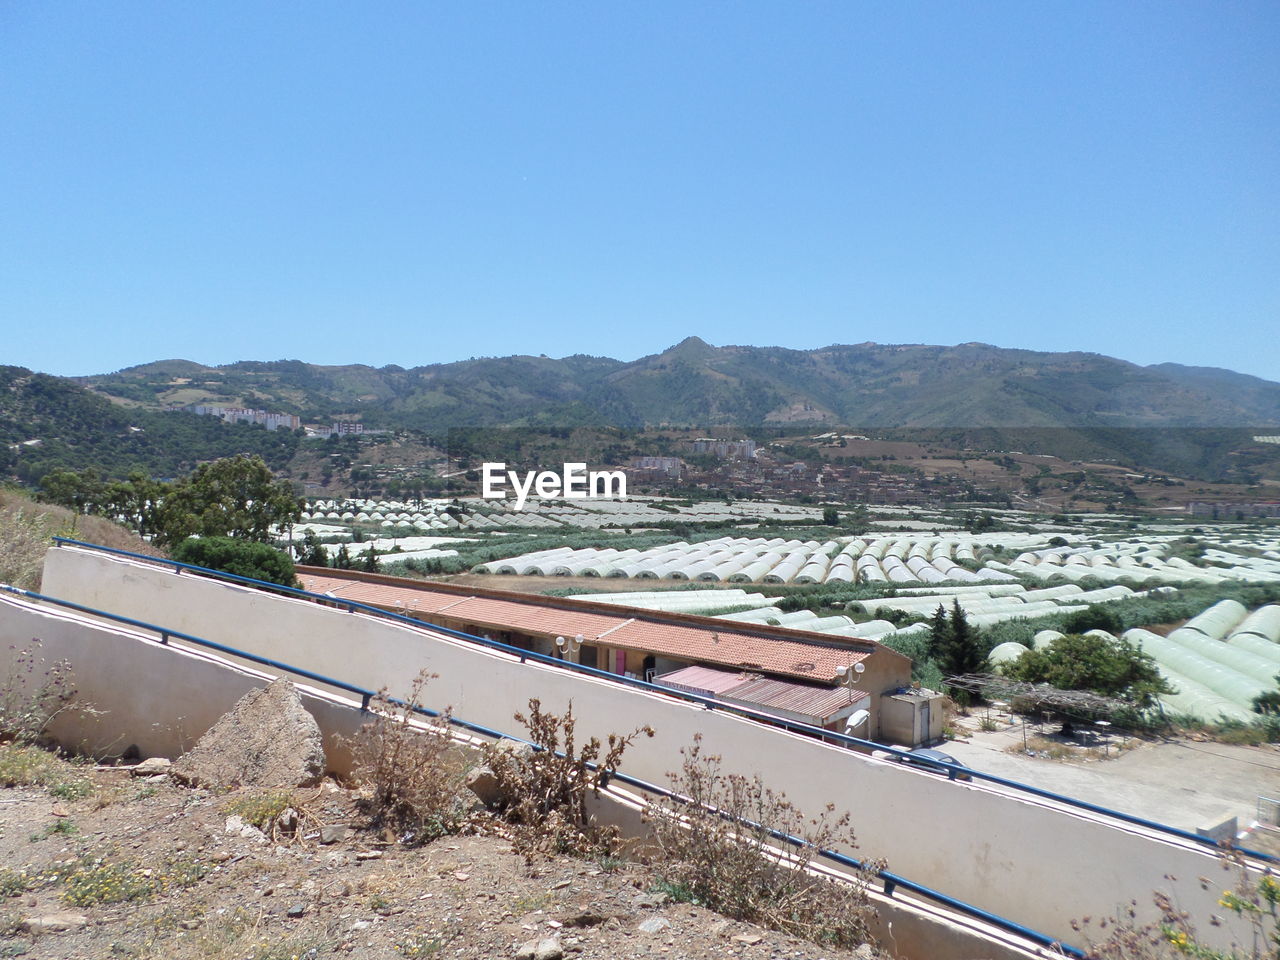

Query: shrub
<box><xmin>647</xmin><ymin>736</ymin><xmax>879</xmax><ymax>949</ymax></box>
<box><xmin>1079</xmin><ymin>854</ymin><xmax>1279</xmax><ymax>959</ymax></box>
<box><xmin>1061</xmin><ymin>605</ymin><xmax>1123</xmax><ymax>635</ymax></box>
<box><xmin>1254</xmin><ymin>676</ymin><xmax>1280</xmax><ymax>717</ymax></box>
<box><xmin>0</xmin><ymin>744</ymin><xmax>93</xmax><ymax>802</ymax></box>
<box><xmin>483</xmin><ymin>698</ymin><xmax>653</xmax><ymax>862</ymax></box>
<box><xmin>347</xmin><ymin>672</ymin><xmax>472</xmax><ymax>844</ymax></box>
<box><xmin>1004</xmin><ymin>632</ymin><xmax>1171</xmax><ymax>709</ymax></box>
<box><xmin>171</xmin><ymin>536</ymin><xmax>297</xmax><ymax>588</ymax></box>
<box><xmin>0</xmin><ymin>641</ymin><xmax>79</xmax><ymax>744</ymax></box>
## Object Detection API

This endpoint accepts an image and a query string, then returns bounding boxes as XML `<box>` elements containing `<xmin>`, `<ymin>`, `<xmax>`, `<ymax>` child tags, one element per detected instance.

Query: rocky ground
<box><xmin>0</xmin><ymin>753</ymin><xmax>878</xmax><ymax>960</ymax></box>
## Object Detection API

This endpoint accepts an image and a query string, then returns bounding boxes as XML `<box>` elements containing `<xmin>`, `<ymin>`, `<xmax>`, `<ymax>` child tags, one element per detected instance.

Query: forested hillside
<box><xmin>82</xmin><ymin>339</ymin><xmax>1280</xmax><ymax>432</ymax></box>
<box><xmin>6</xmin><ymin>338</ymin><xmax>1280</xmax><ymax>488</ymax></box>
<box><xmin>0</xmin><ymin>367</ymin><xmax>301</xmax><ymax>484</ymax></box>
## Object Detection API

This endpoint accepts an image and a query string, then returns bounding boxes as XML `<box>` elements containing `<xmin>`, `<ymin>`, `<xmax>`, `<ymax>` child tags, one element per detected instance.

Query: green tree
<box><xmin>333</xmin><ymin>544</ymin><xmax>353</xmax><ymax>570</ymax></box>
<box><xmin>929</xmin><ymin>600</ymin><xmax>987</xmax><ymax>702</ymax></box>
<box><xmin>1004</xmin><ymin>633</ymin><xmax>1171</xmax><ymax>709</ymax></box>
<box><xmin>822</xmin><ymin>506</ymin><xmax>839</xmax><ymax>526</ymax></box>
<box><xmin>927</xmin><ymin>604</ymin><xmax>950</xmax><ymax>656</ymax></box>
<box><xmin>153</xmin><ymin>455</ymin><xmax>302</xmax><ymax>547</ymax></box>
<box><xmin>171</xmin><ymin>536</ymin><xmax>297</xmax><ymax>588</ymax></box>
<box><xmin>360</xmin><ymin>545</ymin><xmax>380</xmax><ymax>572</ymax></box>
<box><xmin>37</xmin><ymin>468</ymin><xmax>104</xmax><ymax>514</ymax></box>
<box><xmin>100</xmin><ymin>470</ymin><xmax>166</xmax><ymax>540</ymax></box>
<box><xmin>299</xmin><ymin>531</ymin><xmax>328</xmax><ymax>567</ymax></box>
<box><xmin>930</xmin><ymin>599</ymin><xmax>987</xmax><ymax>678</ymax></box>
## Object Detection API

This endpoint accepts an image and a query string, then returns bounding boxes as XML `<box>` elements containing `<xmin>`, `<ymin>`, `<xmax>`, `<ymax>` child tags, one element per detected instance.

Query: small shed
<box><xmin>879</xmin><ymin>687</ymin><xmax>946</xmax><ymax>748</ymax></box>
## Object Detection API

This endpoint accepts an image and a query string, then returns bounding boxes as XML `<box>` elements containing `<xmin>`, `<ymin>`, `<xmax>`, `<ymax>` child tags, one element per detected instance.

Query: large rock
<box><xmin>465</xmin><ymin>765</ymin><xmax>502</xmax><ymax>807</ymax></box>
<box><xmin>173</xmin><ymin>678</ymin><xmax>325</xmax><ymax>790</ymax></box>
<box><xmin>19</xmin><ymin>912</ymin><xmax>88</xmax><ymax>934</ymax></box>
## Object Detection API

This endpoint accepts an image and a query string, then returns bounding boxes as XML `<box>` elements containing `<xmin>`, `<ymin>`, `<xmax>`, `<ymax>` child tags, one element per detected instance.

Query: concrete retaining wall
<box><xmin>31</xmin><ymin>546</ymin><xmax>1259</xmax><ymax>948</ymax></box>
<box><xmin>0</xmin><ymin>591</ymin><xmax>1044</xmax><ymax>960</ymax></box>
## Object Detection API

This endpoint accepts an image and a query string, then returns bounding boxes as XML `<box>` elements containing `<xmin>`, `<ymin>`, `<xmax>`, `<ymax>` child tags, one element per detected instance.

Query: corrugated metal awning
<box><xmin>654</xmin><ymin>664</ymin><xmax>867</xmax><ymax>725</ymax></box>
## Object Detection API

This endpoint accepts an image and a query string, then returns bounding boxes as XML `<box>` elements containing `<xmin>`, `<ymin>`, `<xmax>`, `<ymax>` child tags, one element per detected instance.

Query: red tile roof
<box><xmin>300</xmin><ymin>572</ymin><xmax>873</xmax><ymax>683</ymax></box>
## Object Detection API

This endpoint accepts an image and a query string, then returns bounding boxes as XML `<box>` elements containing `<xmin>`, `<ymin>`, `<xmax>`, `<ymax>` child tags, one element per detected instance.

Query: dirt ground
<box><xmin>941</xmin><ymin>710</ymin><xmax>1280</xmax><ymax>836</ymax></box>
<box><xmin>0</xmin><ymin>756</ymin><xmax>876</xmax><ymax>960</ymax></box>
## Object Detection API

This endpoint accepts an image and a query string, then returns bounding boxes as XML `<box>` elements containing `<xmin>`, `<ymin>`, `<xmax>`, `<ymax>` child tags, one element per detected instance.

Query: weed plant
<box><xmin>0</xmin><ymin>641</ymin><xmax>80</xmax><ymax>745</ymax></box>
<box><xmin>1</xmin><ymin>852</ymin><xmax>209</xmax><ymax>907</ymax></box>
<box><xmin>30</xmin><ymin>818</ymin><xmax>77</xmax><ymax>842</ymax></box>
<box><xmin>1079</xmin><ymin>854</ymin><xmax>1278</xmax><ymax>959</ymax></box>
<box><xmin>646</xmin><ymin>735</ymin><xmax>880</xmax><ymax>949</ymax></box>
<box><xmin>0</xmin><ymin>743</ymin><xmax>92</xmax><ymax>797</ymax></box>
<box><xmin>347</xmin><ymin>671</ymin><xmax>472</xmax><ymax>844</ymax></box>
<box><xmin>483</xmin><ymin>698</ymin><xmax>653</xmax><ymax>862</ymax></box>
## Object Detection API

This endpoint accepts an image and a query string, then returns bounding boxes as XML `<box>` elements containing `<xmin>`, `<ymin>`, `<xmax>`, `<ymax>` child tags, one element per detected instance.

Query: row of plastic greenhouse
<box><xmin>563</xmin><ymin>587</ymin><xmax>928</xmax><ymax>645</ymax></box>
<box><xmin>991</xmin><ymin>542</ymin><xmax>1280</xmax><ymax>587</ymax></box>
<box><xmin>849</xmin><ymin>581</ymin><xmax>1163</xmax><ymax>628</ymax></box>
<box><xmin>472</xmin><ymin>533</ymin><xmax>1054</xmax><ymax>584</ymax></box>
<box><xmin>301</xmin><ymin>496</ymin><xmax>822</xmax><ymax>533</ymax></box>
<box><xmin>987</xmin><ymin>600</ymin><xmax>1280</xmax><ymax>723</ymax></box>
<box><xmin>561</xmin><ymin>580</ymin><xmax>1160</xmax><ymax>641</ymax></box>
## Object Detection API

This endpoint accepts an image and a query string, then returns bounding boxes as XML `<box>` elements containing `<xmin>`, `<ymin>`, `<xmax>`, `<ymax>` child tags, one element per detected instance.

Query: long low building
<box><xmin>292</xmin><ymin>566</ymin><xmax>920</xmax><ymax>739</ymax></box>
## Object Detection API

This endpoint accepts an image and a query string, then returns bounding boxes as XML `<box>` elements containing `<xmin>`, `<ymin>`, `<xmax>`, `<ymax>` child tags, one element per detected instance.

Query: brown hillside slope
<box><xmin>0</xmin><ymin>489</ymin><xmax>161</xmax><ymax>591</ymax></box>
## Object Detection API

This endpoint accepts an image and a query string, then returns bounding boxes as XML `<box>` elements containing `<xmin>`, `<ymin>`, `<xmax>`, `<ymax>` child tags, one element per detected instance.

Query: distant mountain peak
<box><xmin>670</xmin><ymin>335</ymin><xmax>715</xmax><ymax>352</ymax></box>
<box><xmin>111</xmin><ymin>359</ymin><xmax>210</xmax><ymax>378</ymax></box>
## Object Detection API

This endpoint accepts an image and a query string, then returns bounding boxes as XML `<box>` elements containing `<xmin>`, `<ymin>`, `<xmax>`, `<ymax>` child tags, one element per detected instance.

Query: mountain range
<box><xmin>81</xmin><ymin>338</ymin><xmax>1280</xmax><ymax>431</ymax></box>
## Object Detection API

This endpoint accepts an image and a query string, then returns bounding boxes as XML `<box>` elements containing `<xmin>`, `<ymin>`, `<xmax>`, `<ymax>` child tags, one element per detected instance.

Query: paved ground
<box><xmin>933</xmin><ymin>712</ymin><xmax>1280</xmax><ymax>835</ymax></box>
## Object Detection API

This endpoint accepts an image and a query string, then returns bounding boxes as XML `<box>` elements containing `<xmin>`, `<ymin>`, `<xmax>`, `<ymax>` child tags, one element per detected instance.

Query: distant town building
<box><xmin>690</xmin><ymin>438</ymin><xmax>757</xmax><ymax>460</ymax></box>
<box><xmin>627</xmin><ymin>456</ymin><xmax>683</xmax><ymax>481</ymax></box>
<box><xmin>305</xmin><ymin>421</ymin><xmax>385</xmax><ymax>439</ymax></box>
<box><xmin>188</xmin><ymin>405</ymin><xmax>300</xmax><ymax>431</ymax></box>
<box><xmin>1188</xmin><ymin>501</ymin><xmax>1280</xmax><ymax>518</ymax></box>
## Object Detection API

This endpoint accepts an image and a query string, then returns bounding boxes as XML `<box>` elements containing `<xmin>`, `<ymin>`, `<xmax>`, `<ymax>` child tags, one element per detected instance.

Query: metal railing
<box><xmin>3</xmin><ymin>571</ymin><xmax>1083</xmax><ymax>957</ymax></box>
<box><xmin>46</xmin><ymin>538</ymin><xmax>1280</xmax><ymax>868</ymax></box>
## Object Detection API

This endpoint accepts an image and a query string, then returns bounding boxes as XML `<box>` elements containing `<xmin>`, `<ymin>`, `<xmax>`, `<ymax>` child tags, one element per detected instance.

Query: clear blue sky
<box><xmin>2</xmin><ymin>2</ymin><xmax>1276</xmax><ymax>380</ymax></box>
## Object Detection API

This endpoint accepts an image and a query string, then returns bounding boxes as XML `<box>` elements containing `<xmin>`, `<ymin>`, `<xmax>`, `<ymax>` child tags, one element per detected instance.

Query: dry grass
<box><xmin>0</xmin><ymin>487</ymin><xmax>162</xmax><ymax>591</ymax></box>
<box><xmin>483</xmin><ymin>698</ymin><xmax>654</xmax><ymax>863</ymax></box>
<box><xmin>346</xmin><ymin>672</ymin><xmax>474</xmax><ymax>844</ymax></box>
<box><xmin>1007</xmin><ymin>733</ymin><xmax>1134</xmax><ymax>763</ymax></box>
<box><xmin>646</xmin><ymin>735</ymin><xmax>880</xmax><ymax>950</ymax></box>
